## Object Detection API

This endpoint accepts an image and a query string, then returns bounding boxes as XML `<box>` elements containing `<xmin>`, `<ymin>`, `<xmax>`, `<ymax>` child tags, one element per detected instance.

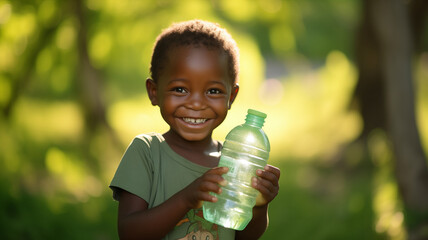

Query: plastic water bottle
<box><xmin>203</xmin><ymin>109</ymin><xmax>270</xmax><ymax>230</ymax></box>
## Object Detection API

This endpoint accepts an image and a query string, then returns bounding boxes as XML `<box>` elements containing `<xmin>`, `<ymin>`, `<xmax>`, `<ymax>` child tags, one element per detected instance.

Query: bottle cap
<box><xmin>248</xmin><ymin>109</ymin><xmax>267</xmax><ymax>119</ymax></box>
<box><xmin>245</xmin><ymin>109</ymin><xmax>267</xmax><ymax>127</ymax></box>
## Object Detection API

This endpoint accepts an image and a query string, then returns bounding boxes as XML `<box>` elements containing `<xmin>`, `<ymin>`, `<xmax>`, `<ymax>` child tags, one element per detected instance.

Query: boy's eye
<box><xmin>207</xmin><ymin>88</ymin><xmax>223</xmax><ymax>94</ymax></box>
<box><xmin>172</xmin><ymin>87</ymin><xmax>187</xmax><ymax>93</ymax></box>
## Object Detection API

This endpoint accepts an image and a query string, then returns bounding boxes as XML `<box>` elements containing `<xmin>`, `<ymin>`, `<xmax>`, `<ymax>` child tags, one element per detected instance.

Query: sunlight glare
<box><xmin>245</xmin><ymin>134</ymin><xmax>256</xmax><ymax>144</ymax></box>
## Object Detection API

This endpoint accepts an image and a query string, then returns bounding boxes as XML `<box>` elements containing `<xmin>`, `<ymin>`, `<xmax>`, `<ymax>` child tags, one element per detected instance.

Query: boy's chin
<box><xmin>179</xmin><ymin>132</ymin><xmax>212</xmax><ymax>142</ymax></box>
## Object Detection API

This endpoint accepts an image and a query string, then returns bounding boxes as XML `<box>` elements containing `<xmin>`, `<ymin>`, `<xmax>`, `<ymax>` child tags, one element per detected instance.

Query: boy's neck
<box><xmin>163</xmin><ymin>130</ymin><xmax>220</xmax><ymax>167</ymax></box>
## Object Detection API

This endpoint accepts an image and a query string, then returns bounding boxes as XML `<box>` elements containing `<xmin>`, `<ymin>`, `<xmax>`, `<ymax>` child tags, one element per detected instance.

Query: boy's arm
<box><xmin>117</xmin><ymin>189</ymin><xmax>190</xmax><ymax>240</ymax></box>
<box><xmin>117</xmin><ymin>167</ymin><xmax>228</xmax><ymax>240</ymax></box>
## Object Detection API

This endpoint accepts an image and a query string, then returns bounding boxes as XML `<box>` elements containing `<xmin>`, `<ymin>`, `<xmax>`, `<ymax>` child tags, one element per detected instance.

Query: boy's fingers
<box><xmin>253</xmin><ymin>176</ymin><xmax>276</xmax><ymax>193</ymax></box>
<box><xmin>197</xmin><ymin>192</ymin><xmax>218</xmax><ymax>203</ymax></box>
<box><xmin>200</xmin><ymin>181</ymin><xmax>222</xmax><ymax>194</ymax></box>
<box><xmin>252</xmin><ymin>178</ymin><xmax>270</xmax><ymax>195</ymax></box>
<box><xmin>256</xmin><ymin>168</ymin><xmax>279</xmax><ymax>187</ymax></box>
<box><xmin>203</xmin><ymin>174</ymin><xmax>227</xmax><ymax>186</ymax></box>
<box><xmin>209</xmin><ymin>166</ymin><xmax>229</xmax><ymax>175</ymax></box>
<box><xmin>264</xmin><ymin>165</ymin><xmax>281</xmax><ymax>179</ymax></box>
<box><xmin>252</xmin><ymin>177</ymin><xmax>279</xmax><ymax>203</ymax></box>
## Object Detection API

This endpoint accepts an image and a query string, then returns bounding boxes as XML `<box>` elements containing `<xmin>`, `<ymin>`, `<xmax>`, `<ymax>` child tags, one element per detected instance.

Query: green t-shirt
<box><xmin>110</xmin><ymin>133</ymin><xmax>235</xmax><ymax>240</ymax></box>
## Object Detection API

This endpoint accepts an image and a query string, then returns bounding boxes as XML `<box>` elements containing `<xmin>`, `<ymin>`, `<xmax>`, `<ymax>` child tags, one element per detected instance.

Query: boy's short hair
<box><xmin>150</xmin><ymin>19</ymin><xmax>240</xmax><ymax>84</ymax></box>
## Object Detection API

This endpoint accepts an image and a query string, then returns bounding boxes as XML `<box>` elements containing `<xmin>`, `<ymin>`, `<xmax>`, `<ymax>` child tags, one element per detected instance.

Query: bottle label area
<box><xmin>218</xmin><ymin>155</ymin><xmax>264</xmax><ymax>186</ymax></box>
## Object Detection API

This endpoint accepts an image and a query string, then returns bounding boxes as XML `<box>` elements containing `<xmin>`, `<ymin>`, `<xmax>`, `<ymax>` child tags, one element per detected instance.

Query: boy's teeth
<box><xmin>183</xmin><ymin>118</ymin><xmax>207</xmax><ymax>124</ymax></box>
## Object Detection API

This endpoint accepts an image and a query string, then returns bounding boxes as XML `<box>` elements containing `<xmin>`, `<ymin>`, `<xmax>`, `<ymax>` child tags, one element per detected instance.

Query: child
<box><xmin>110</xmin><ymin>19</ymin><xmax>280</xmax><ymax>240</ymax></box>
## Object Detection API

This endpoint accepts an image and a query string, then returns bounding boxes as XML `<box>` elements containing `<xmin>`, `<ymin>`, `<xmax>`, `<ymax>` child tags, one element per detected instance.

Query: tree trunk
<box><xmin>72</xmin><ymin>0</ymin><xmax>123</xmax><ymax>158</ymax></box>
<box><xmin>369</xmin><ymin>0</ymin><xmax>428</xmax><ymax>239</ymax></box>
<box><xmin>354</xmin><ymin>0</ymin><xmax>387</xmax><ymax>139</ymax></box>
<box><xmin>74</xmin><ymin>0</ymin><xmax>108</xmax><ymax>130</ymax></box>
<box><xmin>408</xmin><ymin>0</ymin><xmax>428</xmax><ymax>52</ymax></box>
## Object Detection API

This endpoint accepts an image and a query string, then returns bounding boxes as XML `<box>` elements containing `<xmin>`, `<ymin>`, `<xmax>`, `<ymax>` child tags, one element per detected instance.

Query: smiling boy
<box><xmin>110</xmin><ymin>20</ymin><xmax>280</xmax><ymax>240</ymax></box>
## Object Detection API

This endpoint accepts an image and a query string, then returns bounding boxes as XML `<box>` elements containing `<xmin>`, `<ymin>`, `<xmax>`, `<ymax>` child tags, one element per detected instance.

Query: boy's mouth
<box><xmin>182</xmin><ymin>117</ymin><xmax>207</xmax><ymax>124</ymax></box>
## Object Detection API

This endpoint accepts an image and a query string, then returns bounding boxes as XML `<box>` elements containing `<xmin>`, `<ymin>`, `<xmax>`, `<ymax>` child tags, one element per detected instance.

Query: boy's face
<box><xmin>147</xmin><ymin>45</ymin><xmax>239</xmax><ymax>142</ymax></box>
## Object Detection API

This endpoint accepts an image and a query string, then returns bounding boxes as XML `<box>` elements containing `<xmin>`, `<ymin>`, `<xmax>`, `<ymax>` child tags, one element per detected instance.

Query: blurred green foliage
<box><xmin>0</xmin><ymin>0</ymin><xmax>427</xmax><ymax>239</ymax></box>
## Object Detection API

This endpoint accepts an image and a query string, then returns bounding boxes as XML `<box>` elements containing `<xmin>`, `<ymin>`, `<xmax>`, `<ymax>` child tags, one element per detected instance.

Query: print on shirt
<box><xmin>176</xmin><ymin>208</ymin><xmax>219</xmax><ymax>240</ymax></box>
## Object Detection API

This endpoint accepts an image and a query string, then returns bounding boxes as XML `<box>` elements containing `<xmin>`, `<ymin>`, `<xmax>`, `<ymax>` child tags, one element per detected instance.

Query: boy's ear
<box><xmin>146</xmin><ymin>78</ymin><xmax>159</xmax><ymax>106</ymax></box>
<box><xmin>228</xmin><ymin>84</ymin><xmax>239</xmax><ymax>109</ymax></box>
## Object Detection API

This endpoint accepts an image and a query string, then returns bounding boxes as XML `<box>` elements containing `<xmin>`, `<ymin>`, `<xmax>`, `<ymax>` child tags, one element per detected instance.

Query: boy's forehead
<box><xmin>182</xmin><ymin>47</ymin><xmax>226</xmax><ymax>71</ymax></box>
<box><xmin>169</xmin><ymin>44</ymin><xmax>225</xmax><ymax>59</ymax></box>
<box><xmin>161</xmin><ymin>45</ymin><xmax>234</xmax><ymax>83</ymax></box>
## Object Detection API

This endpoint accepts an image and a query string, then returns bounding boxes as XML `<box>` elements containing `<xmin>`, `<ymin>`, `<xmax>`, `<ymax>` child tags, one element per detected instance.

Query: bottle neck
<box><xmin>244</xmin><ymin>114</ymin><xmax>265</xmax><ymax>128</ymax></box>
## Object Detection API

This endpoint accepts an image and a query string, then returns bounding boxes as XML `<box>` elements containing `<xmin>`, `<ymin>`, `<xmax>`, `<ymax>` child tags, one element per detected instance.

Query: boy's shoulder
<box><xmin>134</xmin><ymin>132</ymin><xmax>164</xmax><ymax>145</ymax></box>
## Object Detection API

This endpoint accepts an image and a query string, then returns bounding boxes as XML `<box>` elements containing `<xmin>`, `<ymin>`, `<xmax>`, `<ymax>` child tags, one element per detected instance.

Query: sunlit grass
<box><xmin>12</xmin><ymin>99</ymin><xmax>84</xmax><ymax>142</ymax></box>
<box><xmin>45</xmin><ymin>147</ymin><xmax>104</xmax><ymax>202</ymax></box>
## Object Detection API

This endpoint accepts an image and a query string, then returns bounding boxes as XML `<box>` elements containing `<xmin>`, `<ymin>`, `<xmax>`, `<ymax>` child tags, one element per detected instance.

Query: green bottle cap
<box><xmin>245</xmin><ymin>109</ymin><xmax>267</xmax><ymax>127</ymax></box>
<box><xmin>248</xmin><ymin>109</ymin><xmax>267</xmax><ymax>119</ymax></box>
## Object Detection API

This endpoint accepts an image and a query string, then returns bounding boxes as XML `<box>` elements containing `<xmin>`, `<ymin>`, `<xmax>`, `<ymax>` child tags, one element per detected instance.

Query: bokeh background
<box><xmin>1</xmin><ymin>0</ymin><xmax>427</xmax><ymax>239</ymax></box>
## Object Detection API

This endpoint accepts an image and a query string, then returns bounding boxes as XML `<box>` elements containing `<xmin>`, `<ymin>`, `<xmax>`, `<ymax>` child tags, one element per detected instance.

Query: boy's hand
<box><xmin>181</xmin><ymin>167</ymin><xmax>229</xmax><ymax>209</ymax></box>
<box><xmin>252</xmin><ymin>164</ymin><xmax>280</xmax><ymax>206</ymax></box>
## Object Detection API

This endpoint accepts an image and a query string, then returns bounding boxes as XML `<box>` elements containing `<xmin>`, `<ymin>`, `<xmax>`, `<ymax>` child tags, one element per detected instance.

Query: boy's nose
<box><xmin>186</xmin><ymin>93</ymin><xmax>207</xmax><ymax>110</ymax></box>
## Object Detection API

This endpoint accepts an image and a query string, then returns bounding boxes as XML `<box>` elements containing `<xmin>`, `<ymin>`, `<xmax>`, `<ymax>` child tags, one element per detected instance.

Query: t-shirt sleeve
<box><xmin>109</xmin><ymin>136</ymin><xmax>153</xmax><ymax>202</ymax></box>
